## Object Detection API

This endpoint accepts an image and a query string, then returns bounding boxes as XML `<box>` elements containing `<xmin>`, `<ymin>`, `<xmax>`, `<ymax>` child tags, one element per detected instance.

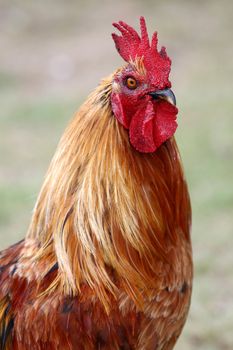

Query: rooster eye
<box><xmin>125</xmin><ymin>77</ymin><xmax>137</xmax><ymax>90</ymax></box>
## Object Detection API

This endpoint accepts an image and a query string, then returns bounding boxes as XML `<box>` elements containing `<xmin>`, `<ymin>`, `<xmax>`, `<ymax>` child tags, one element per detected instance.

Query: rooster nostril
<box><xmin>149</xmin><ymin>88</ymin><xmax>176</xmax><ymax>106</ymax></box>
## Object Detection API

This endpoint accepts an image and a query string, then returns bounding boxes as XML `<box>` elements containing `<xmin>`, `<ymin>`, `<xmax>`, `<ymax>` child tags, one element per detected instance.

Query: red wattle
<box><xmin>129</xmin><ymin>101</ymin><xmax>156</xmax><ymax>153</ymax></box>
<box><xmin>153</xmin><ymin>101</ymin><xmax>178</xmax><ymax>148</ymax></box>
<box><xmin>129</xmin><ymin>100</ymin><xmax>178</xmax><ymax>153</ymax></box>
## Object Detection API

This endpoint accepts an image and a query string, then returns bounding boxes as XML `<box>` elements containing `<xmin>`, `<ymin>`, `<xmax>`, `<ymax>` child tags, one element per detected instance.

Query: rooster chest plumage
<box><xmin>0</xmin><ymin>231</ymin><xmax>192</xmax><ymax>350</ymax></box>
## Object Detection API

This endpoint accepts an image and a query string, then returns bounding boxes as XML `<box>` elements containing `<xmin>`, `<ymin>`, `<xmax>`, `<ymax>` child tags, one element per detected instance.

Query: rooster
<box><xmin>0</xmin><ymin>17</ymin><xmax>192</xmax><ymax>350</ymax></box>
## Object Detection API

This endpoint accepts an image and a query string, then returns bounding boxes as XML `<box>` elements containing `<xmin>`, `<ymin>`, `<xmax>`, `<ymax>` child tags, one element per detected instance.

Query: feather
<box><xmin>0</xmin><ymin>18</ymin><xmax>192</xmax><ymax>350</ymax></box>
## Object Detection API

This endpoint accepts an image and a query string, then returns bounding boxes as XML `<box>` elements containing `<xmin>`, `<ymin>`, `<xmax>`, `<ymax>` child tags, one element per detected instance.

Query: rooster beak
<box><xmin>149</xmin><ymin>88</ymin><xmax>176</xmax><ymax>106</ymax></box>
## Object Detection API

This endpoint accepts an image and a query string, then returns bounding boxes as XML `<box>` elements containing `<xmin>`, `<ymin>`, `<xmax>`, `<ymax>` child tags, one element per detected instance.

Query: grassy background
<box><xmin>0</xmin><ymin>0</ymin><xmax>233</xmax><ymax>348</ymax></box>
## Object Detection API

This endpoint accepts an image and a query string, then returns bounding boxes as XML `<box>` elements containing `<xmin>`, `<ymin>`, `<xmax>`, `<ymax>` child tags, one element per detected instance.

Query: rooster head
<box><xmin>111</xmin><ymin>17</ymin><xmax>178</xmax><ymax>153</ymax></box>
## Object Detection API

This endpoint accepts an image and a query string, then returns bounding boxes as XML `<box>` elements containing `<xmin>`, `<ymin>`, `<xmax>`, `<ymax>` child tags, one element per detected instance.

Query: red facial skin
<box><xmin>111</xmin><ymin>66</ymin><xmax>178</xmax><ymax>153</ymax></box>
<box><xmin>111</xmin><ymin>17</ymin><xmax>178</xmax><ymax>153</ymax></box>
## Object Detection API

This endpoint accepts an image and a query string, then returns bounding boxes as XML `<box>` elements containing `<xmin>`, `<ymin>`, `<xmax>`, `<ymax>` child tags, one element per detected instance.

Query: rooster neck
<box><xmin>25</xmin><ymin>77</ymin><xmax>191</xmax><ymax>310</ymax></box>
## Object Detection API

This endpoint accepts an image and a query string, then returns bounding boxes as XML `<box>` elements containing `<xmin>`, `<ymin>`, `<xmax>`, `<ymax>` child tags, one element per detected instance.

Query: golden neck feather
<box><xmin>26</xmin><ymin>74</ymin><xmax>190</xmax><ymax>311</ymax></box>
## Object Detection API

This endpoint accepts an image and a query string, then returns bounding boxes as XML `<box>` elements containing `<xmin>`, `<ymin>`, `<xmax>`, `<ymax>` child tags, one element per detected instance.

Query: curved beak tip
<box><xmin>149</xmin><ymin>88</ymin><xmax>176</xmax><ymax>106</ymax></box>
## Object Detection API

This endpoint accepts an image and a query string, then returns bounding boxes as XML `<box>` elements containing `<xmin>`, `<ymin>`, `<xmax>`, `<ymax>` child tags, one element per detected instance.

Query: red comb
<box><xmin>112</xmin><ymin>17</ymin><xmax>172</xmax><ymax>88</ymax></box>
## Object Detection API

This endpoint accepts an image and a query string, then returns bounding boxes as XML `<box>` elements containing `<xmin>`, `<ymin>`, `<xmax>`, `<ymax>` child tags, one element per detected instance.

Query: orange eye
<box><xmin>126</xmin><ymin>77</ymin><xmax>137</xmax><ymax>90</ymax></box>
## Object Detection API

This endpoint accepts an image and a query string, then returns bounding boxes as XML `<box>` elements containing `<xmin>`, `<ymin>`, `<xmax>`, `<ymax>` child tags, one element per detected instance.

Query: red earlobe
<box><xmin>111</xmin><ymin>92</ymin><xmax>130</xmax><ymax>129</ymax></box>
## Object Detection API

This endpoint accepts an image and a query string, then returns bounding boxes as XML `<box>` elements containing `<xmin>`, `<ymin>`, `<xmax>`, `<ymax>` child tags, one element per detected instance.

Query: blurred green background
<box><xmin>0</xmin><ymin>0</ymin><xmax>233</xmax><ymax>348</ymax></box>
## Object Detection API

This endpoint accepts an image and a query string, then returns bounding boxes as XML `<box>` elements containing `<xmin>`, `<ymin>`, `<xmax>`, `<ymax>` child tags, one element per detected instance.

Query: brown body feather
<box><xmin>0</xmin><ymin>75</ymin><xmax>192</xmax><ymax>349</ymax></box>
